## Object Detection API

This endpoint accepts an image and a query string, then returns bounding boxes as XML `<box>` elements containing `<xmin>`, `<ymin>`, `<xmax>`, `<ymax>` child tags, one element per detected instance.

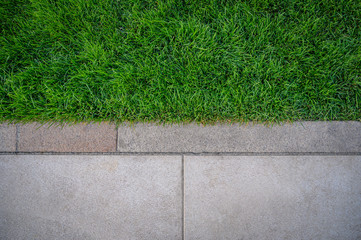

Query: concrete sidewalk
<box><xmin>0</xmin><ymin>122</ymin><xmax>361</xmax><ymax>239</ymax></box>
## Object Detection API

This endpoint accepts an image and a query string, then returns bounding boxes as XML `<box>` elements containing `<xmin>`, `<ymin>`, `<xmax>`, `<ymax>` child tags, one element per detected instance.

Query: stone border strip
<box><xmin>0</xmin><ymin>121</ymin><xmax>360</xmax><ymax>153</ymax></box>
<box><xmin>18</xmin><ymin>123</ymin><xmax>117</xmax><ymax>152</ymax></box>
<box><xmin>118</xmin><ymin>122</ymin><xmax>361</xmax><ymax>153</ymax></box>
<box><xmin>0</xmin><ymin>123</ymin><xmax>16</xmax><ymax>152</ymax></box>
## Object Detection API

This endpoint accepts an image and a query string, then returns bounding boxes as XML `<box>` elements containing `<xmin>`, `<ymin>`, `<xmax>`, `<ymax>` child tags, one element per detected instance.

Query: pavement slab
<box><xmin>117</xmin><ymin>121</ymin><xmax>361</xmax><ymax>153</ymax></box>
<box><xmin>0</xmin><ymin>155</ymin><xmax>182</xmax><ymax>240</ymax></box>
<box><xmin>184</xmin><ymin>155</ymin><xmax>361</xmax><ymax>240</ymax></box>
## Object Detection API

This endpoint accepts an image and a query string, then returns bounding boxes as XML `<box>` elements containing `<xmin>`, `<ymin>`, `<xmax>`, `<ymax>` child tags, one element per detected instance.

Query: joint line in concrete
<box><xmin>115</xmin><ymin>126</ymin><xmax>119</xmax><ymax>152</ymax></box>
<box><xmin>181</xmin><ymin>154</ymin><xmax>185</xmax><ymax>240</ymax></box>
<box><xmin>15</xmin><ymin>124</ymin><xmax>19</xmax><ymax>152</ymax></box>
<box><xmin>0</xmin><ymin>152</ymin><xmax>361</xmax><ymax>156</ymax></box>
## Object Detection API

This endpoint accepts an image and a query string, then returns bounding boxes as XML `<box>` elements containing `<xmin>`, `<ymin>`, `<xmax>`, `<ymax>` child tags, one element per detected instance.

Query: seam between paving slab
<box><xmin>15</xmin><ymin>124</ymin><xmax>19</xmax><ymax>151</ymax></box>
<box><xmin>116</xmin><ymin>126</ymin><xmax>119</xmax><ymax>152</ymax></box>
<box><xmin>181</xmin><ymin>154</ymin><xmax>185</xmax><ymax>240</ymax></box>
<box><xmin>1</xmin><ymin>152</ymin><xmax>361</xmax><ymax>156</ymax></box>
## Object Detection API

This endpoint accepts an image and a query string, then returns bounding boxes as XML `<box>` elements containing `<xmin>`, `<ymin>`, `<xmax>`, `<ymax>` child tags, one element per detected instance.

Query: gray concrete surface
<box><xmin>117</xmin><ymin>121</ymin><xmax>361</xmax><ymax>153</ymax></box>
<box><xmin>1</xmin><ymin>121</ymin><xmax>361</xmax><ymax>239</ymax></box>
<box><xmin>0</xmin><ymin>123</ymin><xmax>16</xmax><ymax>152</ymax></box>
<box><xmin>184</xmin><ymin>156</ymin><xmax>361</xmax><ymax>240</ymax></box>
<box><xmin>18</xmin><ymin>123</ymin><xmax>117</xmax><ymax>152</ymax></box>
<box><xmin>0</xmin><ymin>155</ymin><xmax>182</xmax><ymax>240</ymax></box>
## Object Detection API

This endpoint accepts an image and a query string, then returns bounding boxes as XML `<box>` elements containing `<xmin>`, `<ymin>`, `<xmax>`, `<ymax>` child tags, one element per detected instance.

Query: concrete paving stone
<box><xmin>18</xmin><ymin>123</ymin><xmax>117</xmax><ymax>152</ymax></box>
<box><xmin>185</xmin><ymin>155</ymin><xmax>361</xmax><ymax>240</ymax></box>
<box><xmin>117</xmin><ymin>121</ymin><xmax>361</xmax><ymax>153</ymax></box>
<box><xmin>0</xmin><ymin>155</ymin><xmax>182</xmax><ymax>240</ymax></box>
<box><xmin>0</xmin><ymin>123</ymin><xmax>16</xmax><ymax>152</ymax></box>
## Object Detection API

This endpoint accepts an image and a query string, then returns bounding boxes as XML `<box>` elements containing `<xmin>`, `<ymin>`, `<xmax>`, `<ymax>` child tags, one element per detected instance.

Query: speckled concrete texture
<box><xmin>117</xmin><ymin>121</ymin><xmax>361</xmax><ymax>153</ymax></box>
<box><xmin>184</xmin><ymin>155</ymin><xmax>361</xmax><ymax>240</ymax></box>
<box><xmin>0</xmin><ymin>123</ymin><xmax>16</xmax><ymax>152</ymax></box>
<box><xmin>2</xmin><ymin>121</ymin><xmax>361</xmax><ymax>240</ymax></box>
<box><xmin>0</xmin><ymin>155</ymin><xmax>182</xmax><ymax>240</ymax></box>
<box><xmin>18</xmin><ymin>123</ymin><xmax>117</xmax><ymax>152</ymax></box>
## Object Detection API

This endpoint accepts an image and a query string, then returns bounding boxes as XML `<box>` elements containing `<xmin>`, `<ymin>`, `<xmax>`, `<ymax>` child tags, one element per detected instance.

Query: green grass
<box><xmin>1</xmin><ymin>0</ymin><xmax>360</xmax><ymax>124</ymax></box>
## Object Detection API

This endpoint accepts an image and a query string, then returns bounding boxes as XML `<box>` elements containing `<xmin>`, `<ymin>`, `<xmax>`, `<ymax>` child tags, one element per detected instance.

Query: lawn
<box><xmin>1</xmin><ymin>0</ymin><xmax>360</xmax><ymax>123</ymax></box>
